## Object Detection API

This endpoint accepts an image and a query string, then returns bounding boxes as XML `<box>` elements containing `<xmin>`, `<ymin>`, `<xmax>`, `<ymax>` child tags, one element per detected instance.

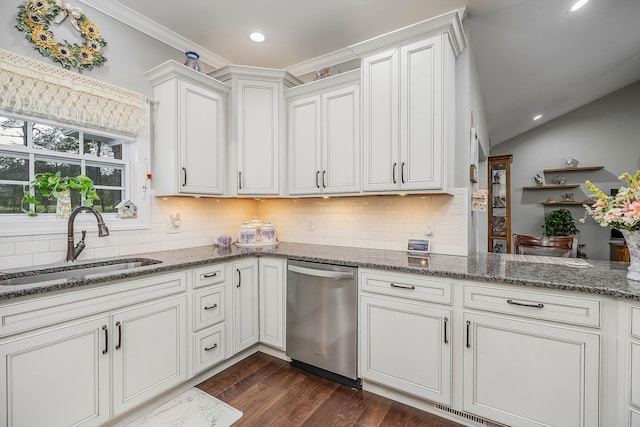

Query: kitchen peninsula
<box><xmin>0</xmin><ymin>242</ymin><xmax>637</xmax><ymax>427</ymax></box>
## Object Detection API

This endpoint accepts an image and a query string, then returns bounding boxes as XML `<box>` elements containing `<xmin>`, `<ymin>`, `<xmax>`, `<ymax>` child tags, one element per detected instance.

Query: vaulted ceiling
<box><xmin>108</xmin><ymin>0</ymin><xmax>640</xmax><ymax>146</ymax></box>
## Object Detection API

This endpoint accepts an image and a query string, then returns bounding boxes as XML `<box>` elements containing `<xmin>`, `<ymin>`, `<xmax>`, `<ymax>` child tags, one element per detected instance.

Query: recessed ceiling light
<box><xmin>249</xmin><ymin>32</ymin><xmax>265</xmax><ymax>43</ymax></box>
<box><xmin>533</xmin><ymin>114</ymin><xmax>543</xmax><ymax>121</ymax></box>
<box><xmin>570</xmin><ymin>0</ymin><xmax>589</xmax><ymax>12</ymax></box>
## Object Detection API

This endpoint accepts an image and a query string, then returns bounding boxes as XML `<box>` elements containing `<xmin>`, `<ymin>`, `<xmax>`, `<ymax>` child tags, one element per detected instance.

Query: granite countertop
<box><xmin>1</xmin><ymin>242</ymin><xmax>638</xmax><ymax>301</ymax></box>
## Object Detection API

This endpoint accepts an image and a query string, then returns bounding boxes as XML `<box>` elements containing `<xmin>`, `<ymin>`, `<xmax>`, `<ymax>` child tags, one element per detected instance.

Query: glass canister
<box><xmin>238</xmin><ymin>222</ymin><xmax>256</xmax><ymax>244</ymax></box>
<box><xmin>261</xmin><ymin>221</ymin><xmax>276</xmax><ymax>243</ymax></box>
<box><xmin>184</xmin><ymin>51</ymin><xmax>201</xmax><ymax>72</ymax></box>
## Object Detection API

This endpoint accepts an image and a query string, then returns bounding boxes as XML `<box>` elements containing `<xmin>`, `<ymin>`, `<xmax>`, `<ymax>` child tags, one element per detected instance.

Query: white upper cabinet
<box><xmin>356</xmin><ymin>31</ymin><xmax>458</xmax><ymax>194</ymax></box>
<box><xmin>212</xmin><ymin>66</ymin><xmax>301</xmax><ymax>196</ymax></box>
<box><xmin>146</xmin><ymin>61</ymin><xmax>229</xmax><ymax>196</ymax></box>
<box><xmin>286</xmin><ymin>70</ymin><xmax>360</xmax><ymax>195</ymax></box>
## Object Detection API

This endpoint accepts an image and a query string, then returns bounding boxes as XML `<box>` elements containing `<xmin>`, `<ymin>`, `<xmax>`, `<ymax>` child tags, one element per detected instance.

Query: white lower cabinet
<box><xmin>259</xmin><ymin>258</ymin><xmax>286</xmax><ymax>349</ymax></box>
<box><xmin>463</xmin><ymin>312</ymin><xmax>600</xmax><ymax>427</ymax></box>
<box><xmin>360</xmin><ymin>294</ymin><xmax>451</xmax><ymax>405</ymax></box>
<box><xmin>233</xmin><ymin>258</ymin><xmax>259</xmax><ymax>353</ymax></box>
<box><xmin>0</xmin><ymin>316</ymin><xmax>110</xmax><ymax>427</ymax></box>
<box><xmin>111</xmin><ymin>295</ymin><xmax>187</xmax><ymax>416</ymax></box>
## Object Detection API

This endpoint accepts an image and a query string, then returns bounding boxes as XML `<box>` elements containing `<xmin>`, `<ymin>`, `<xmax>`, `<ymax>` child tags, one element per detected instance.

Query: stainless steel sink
<box><xmin>0</xmin><ymin>258</ymin><xmax>161</xmax><ymax>286</ymax></box>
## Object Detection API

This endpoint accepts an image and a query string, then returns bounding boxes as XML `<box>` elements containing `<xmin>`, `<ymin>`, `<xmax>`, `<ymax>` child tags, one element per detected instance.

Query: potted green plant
<box><xmin>21</xmin><ymin>172</ymin><xmax>100</xmax><ymax>217</ymax></box>
<box><xmin>543</xmin><ymin>208</ymin><xmax>586</xmax><ymax>258</ymax></box>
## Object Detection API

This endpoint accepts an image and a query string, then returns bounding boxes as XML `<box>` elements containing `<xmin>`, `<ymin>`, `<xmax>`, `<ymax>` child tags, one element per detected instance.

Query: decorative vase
<box><xmin>56</xmin><ymin>189</ymin><xmax>71</xmax><ymax>219</ymax></box>
<box><xmin>621</xmin><ymin>229</ymin><xmax>640</xmax><ymax>281</ymax></box>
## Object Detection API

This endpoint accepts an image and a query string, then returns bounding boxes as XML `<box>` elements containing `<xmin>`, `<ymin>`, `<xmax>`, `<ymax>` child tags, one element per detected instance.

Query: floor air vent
<box><xmin>434</xmin><ymin>404</ymin><xmax>485</xmax><ymax>424</ymax></box>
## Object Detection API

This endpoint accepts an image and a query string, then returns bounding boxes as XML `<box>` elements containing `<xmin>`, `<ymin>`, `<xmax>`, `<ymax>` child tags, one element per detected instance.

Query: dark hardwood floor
<box><xmin>197</xmin><ymin>352</ymin><xmax>464</xmax><ymax>427</ymax></box>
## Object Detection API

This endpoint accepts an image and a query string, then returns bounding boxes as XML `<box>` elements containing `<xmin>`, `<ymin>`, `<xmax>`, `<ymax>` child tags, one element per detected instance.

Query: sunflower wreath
<box><xmin>15</xmin><ymin>0</ymin><xmax>107</xmax><ymax>72</ymax></box>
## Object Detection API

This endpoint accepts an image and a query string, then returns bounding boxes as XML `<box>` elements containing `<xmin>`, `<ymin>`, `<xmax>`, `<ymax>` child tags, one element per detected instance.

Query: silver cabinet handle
<box><xmin>203</xmin><ymin>272</ymin><xmax>218</xmax><ymax>278</ymax></box>
<box><xmin>115</xmin><ymin>321</ymin><xmax>122</xmax><ymax>350</ymax></box>
<box><xmin>507</xmin><ymin>299</ymin><xmax>544</xmax><ymax>309</ymax></box>
<box><xmin>390</xmin><ymin>283</ymin><xmax>415</xmax><ymax>290</ymax></box>
<box><xmin>322</xmin><ymin>171</ymin><xmax>327</xmax><ymax>188</ymax></box>
<box><xmin>392</xmin><ymin>162</ymin><xmax>397</xmax><ymax>184</ymax></box>
<box><xmin>237</xmin><ymin>268</ymin><xmax>241</xmax><ymax>288</ymax></box>
<box><xmin>444</xmin><ymin>317</ymin><xmax>449</xmax><ymax>344</ymax></box>
<box><xmin>204</xmin><ymin>303</ymin><xmax>218</xmax><ymax>310</ymax></box>
<box><xmin>182</xmin><ymin>167</ymin><xmax>187</xmax><ymax>186</ymax></box>
<box><xmin>205</xmin><ymin>343</ymin><xmax>218</xmax><ymax>351</ymax></box>
<box><xmin>288</xmin><ymin>265</ymin><xmax>354</xmax><ymax>280</ymax></box>
<box><xmin>238</xmin><ymin>171</ymin><xmax>242</xmax><ymax>189</ymax></box>
<box><xmin>102</xmin><ymin>325</ymin><xmax>108</xmax><ymax>355</ymax></box>
<box><xmin>401</xmin><ymin>162</ymin><xmax>406</xmax><ymax>184</ymax></box>
<box><xmin>316</xmin><ymin>171</ymin><xmax>320</xmax><ymax>189</ymax></box>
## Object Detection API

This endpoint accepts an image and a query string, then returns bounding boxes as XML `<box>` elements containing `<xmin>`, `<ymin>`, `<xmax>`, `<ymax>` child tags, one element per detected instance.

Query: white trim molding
<box><xmin>76</xmin><ymin>0</ymin><xmax>231</xmax><ymax>70</ymax></box>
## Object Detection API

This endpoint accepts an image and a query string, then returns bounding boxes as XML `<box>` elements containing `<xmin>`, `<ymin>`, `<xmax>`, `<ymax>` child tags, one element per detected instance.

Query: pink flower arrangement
<box><xmin>582</xmin><ymin>171</ymin><xmax>640</xmax><ymax>231</ymax></box>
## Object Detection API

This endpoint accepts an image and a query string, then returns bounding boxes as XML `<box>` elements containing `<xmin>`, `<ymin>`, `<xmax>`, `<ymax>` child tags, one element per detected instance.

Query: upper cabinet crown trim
<box><xmin>145</xmin><ymin>60</ymin><xmax>231</xmax><ymax>95</ymax></box>
<box><xmin>210</xmin><ymin>65</ymin><xmax>303</xmax><ymax>88</ymax></box>
<box><xmin>284</xmin><ymin>69</ymin><xmax>360</xmax><ymax>99</ymax></box>
<box><xmin>349</xmin><ymin>9</ymin><xmax>467</xmax><ymax>57</ymax></box>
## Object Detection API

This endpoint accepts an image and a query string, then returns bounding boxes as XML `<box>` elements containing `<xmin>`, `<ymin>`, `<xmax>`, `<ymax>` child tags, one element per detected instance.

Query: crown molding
<box><xmin>76</xmin><ymin>0</ymin><xmax>230</xmax><ymax>69</ymax></box>
<box><xmin>285</xmin><ymin>47</ymin><xmax>358</xmax><ymax>77</ymax></box>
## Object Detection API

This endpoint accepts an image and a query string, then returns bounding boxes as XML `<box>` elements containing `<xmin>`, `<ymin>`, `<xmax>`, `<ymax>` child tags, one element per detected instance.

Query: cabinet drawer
<box><xmin>193</xmin><ymin>323</ymin><xmax>226</xmax><ymax>375</ymax></box>
<box><xmin>464</xmin><ymin>284</ymin><xmax>600</xmax><ymax>327</ymax></box>
<box><xmin>193</xmin><ymin>285</ymin><xmax>225</xmax><ymax>331</ymax></box>
<box><xmin>193</xmin><ymin>264</ymin><xmax>225</xmax><ymax>288</ymax></box>
<box><xmin>360</xmin><ymin>269</ymin><xmax>452</xmax><ymax>305</ymax></box>
<box><xmin>632</xmin><ymin>306</ymin><xmax>640</xmax><ymax>338</ymax></box>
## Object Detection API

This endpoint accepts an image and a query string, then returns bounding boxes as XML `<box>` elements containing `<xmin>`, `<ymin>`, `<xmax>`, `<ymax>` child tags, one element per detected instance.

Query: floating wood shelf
<box><xmin>543</xmin><ymin>201</ymin><xmax>592</xmax><ymax>206</ymax></box>
<box><xmin>523</xmin><ymin>184</ymin><xmax>580</xmax><ymax>190</ymax></box>
<box><xmin>543</xmin><ymin>166</ymin><xmax>604</xmax><ymax>173</ymax></box>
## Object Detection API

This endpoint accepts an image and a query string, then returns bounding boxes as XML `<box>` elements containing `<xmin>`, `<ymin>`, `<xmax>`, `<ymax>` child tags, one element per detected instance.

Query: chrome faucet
<box><xmin>66</xmin><ymin>206</ymin><xmax>110</xmax><ymax>262</ymax></box>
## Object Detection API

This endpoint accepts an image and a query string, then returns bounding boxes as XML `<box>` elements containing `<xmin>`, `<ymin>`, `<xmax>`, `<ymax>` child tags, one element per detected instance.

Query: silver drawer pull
<box><xmin>507</xmin><ymin>299</ymin><xmax>544</xmax><ymax>309</ymax></box>
<box><xmin>390</xmin><ymin>283</ymin><xmax>415</xmax><ymax>290</ymax></box>
<box><xmin>203</xmin><ymin>272</ymin><xmax>219</xmax><ymax>278</ymax></box>
<box><xmin>204</xmin><ymin>304</ymin><xmax>218</xmax><ymax>310</ymax></box>
<box><xmin>204</xmin><ymin>343</ymin><xmax>218</xmax><ymax>351</ymax></box>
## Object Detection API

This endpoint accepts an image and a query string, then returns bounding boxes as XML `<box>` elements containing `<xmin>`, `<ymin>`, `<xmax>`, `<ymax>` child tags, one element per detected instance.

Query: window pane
<box><xmin>0</xmin><ymin>156</ymin><xmax>29</xmax><ymax>181</ymax></box>
<box><xmin>84</xmin><ymin>135</ymin><xmax>123</xmax><ymax>160</ymax></box>
<box><xmin>0</xmin><ymin>184</ymin><xmax>26</xmax><ymax>214</ymax></box>
<box><xmin>0</xmin><ymin>117</ymin><xmax>27</xmax><ymax>147</ymax></box>
<box><xmin>32</xmin><ymin>123</ymin><xmax>79</xmax><ymax>154</ymax></box>
<box><xmin>86</xmin><ymin>165</ymin><xmax>122</xmax><ymax>187</ymax></box>
<box><xmin>93</xmin><ymin>189</ymin><xmax>122</xmax><ymax>214</ymax></box>
<box><xmin>35</xmin><ymin>159</ymin><xmax>81</xmax><ymax>177</ymax></box>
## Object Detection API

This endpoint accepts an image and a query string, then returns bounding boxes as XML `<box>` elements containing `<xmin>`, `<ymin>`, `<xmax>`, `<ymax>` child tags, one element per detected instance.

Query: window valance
<box><xmin>0</xmin><ymin>48</ymin><xmax>145</xmax><ymax>136</ymax></box>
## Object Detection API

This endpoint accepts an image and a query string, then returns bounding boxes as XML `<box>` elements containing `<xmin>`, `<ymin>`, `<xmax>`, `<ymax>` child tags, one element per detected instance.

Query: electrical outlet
<box><xmin>425</xmin><ymin>221</ymin><xmax>434</xmax><ymax>236</ymax></box>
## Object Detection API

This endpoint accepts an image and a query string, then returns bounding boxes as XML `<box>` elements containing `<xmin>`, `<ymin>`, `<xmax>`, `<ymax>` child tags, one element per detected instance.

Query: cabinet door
<box><xmin>112</xmin><ymin>295</ymin><xmax>187</xmax><ymax>416</ymax></box>
<box><xmin>322</xmin><ymin>84</ymin><xmax>360</xmax><ymax>194</ymax></box>
<box><xmin>237</xmin><ymin>79</ymin><xmax>280</xmax><ymax>195</ymax></box>
<box><xmin>259</xmin><ymin>258</ymin><xmax>286</xmax><ymax>349</ymax></box>
<box><xmin>288</xmin><ymin>95</ymin><xmax>322</xmax><ymax>195</ymax></box>
<box><xmin>179</xmin><ymin>80</ymin><xmax>226</xmax><ymax>194</ymax></box>
<box><xmin>0</xmin><ymin>316</ymin><xmax>110</xmax><ymax>427</ymax></box>
<box><xmin>233</xmin><ymin>258</ymin><xmax>259</xmax><ymax>353</ymax></box>
<box><xmin>360</xmin><ymin>295</ymin><xmax>451</xmax><ymax>405</ymax></box>
<box><xmin>399</xmin><ymin>36</ymin><xmax>443</xmax><ymax>190</ymax></box>
<box><xmin>362</xmin><ymin>48</ymin><xmax>400</xmax><ymax>192</ymax></box>
<box><xmin>463</xmin><ymin>313</ymin><xmax>600</xmax><ymax>427</ymax></box>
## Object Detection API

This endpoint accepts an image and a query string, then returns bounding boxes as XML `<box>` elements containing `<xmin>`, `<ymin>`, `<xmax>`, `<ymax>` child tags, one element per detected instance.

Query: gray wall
<box><xmin>1</xmin><ymin>2</ymin><xmax>184</xmax><ymax>96</ymax></box>
<box><xmin>490</xmin><ymin>80</ymin><xmax>640</xmax><ymax>260</ymax></box>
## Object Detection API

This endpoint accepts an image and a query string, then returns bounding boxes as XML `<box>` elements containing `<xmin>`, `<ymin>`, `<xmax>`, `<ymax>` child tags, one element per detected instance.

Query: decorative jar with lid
<box><xmin>261</xmin><ymin>221</ymin><xmax>276</xmax><ymax>243</ymax></box>
<box><xmin>238</xmin><ymin>222</ymin><xmax>256</xmax><ymax>244</ymax></box>
<box><xmin>184</xmin><ymin>51</ymin><xmax>201</xmax><ymax>72</ymax></box>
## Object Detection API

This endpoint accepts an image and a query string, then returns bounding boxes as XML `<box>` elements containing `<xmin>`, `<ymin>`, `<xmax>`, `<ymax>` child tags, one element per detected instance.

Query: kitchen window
<box><xmin>0</xmin><ymin>113</ymin><xmax>130</xmax><ymax>216</ymax></box>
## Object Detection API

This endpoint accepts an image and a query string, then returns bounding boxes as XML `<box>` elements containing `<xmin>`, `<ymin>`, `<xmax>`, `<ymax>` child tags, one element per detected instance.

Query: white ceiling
<box><xmin>115</xmin><ymin>0</ymin><xmax>640</xmax><ymax>146</ymax></box>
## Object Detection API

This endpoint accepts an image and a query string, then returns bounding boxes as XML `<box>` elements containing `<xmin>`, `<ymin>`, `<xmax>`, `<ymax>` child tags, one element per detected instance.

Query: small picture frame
<box><xmin>407</xmin><ymin>238</ymin><xmax>430</xmax><ymax>255</ymax></box>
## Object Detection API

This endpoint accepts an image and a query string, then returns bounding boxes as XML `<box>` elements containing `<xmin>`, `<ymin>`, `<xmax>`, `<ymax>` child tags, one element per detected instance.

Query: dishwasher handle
<box><xmin>288</xmin><ymin>264</ymin><xmax>354</xmax><ymax>280</ymax></box>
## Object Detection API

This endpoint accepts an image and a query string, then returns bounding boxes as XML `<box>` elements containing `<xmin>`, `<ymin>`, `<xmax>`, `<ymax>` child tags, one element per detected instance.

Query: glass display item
<box><xmin>488</xmin><ymin>154</ymin><xmax>512</xmax><ymax>253</ymax></box>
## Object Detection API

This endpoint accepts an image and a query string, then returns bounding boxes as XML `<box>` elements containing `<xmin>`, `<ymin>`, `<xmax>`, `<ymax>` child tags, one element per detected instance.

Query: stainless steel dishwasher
<box><xmin>286</xmin><ymin>260</ymin><xmax>361</xmax><ymax>388</ymax></box>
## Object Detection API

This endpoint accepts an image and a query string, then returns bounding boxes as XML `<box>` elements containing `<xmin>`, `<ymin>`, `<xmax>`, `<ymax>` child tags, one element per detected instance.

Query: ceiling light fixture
<box><xmin>249</xmin><ymin>32</ymin><xmax>265</xmax><ymax>43</ymax></box>
<box><xmin>533</xmin><ymin>114</ymin><xmax>542</xmax><ymax>121</ymax></box>
<box><xmin>570</xmin><ymin>0</ymin><xmax>589</xmax><ymax>12</ymax></box>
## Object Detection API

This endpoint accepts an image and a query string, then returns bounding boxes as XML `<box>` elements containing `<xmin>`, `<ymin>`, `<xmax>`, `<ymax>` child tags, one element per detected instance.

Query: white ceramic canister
<box><xmin>261</xmin><ymin>221</ymin><xmax>276</xmax><ymax>243</ymax></box>
<box><xmin>249</xmin><ymin>216</ymin><xmax>264</xmax><ymax>241</ymax></box>
<box><xmin>238</xmin><ymin>222</ymin><xmax>257</xmax><ymax>244</ymax></box>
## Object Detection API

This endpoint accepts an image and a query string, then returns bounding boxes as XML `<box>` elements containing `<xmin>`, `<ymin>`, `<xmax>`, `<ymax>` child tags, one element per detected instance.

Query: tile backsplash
<box><xmin>0</xmin><ymin>190</ymin><xmax>468</xmax><ymax>269</ymax></box>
